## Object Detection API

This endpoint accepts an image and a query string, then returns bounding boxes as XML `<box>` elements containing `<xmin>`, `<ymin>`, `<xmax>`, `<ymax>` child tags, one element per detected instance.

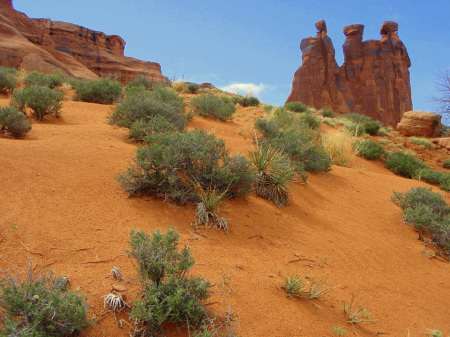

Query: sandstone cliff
<box><xmin>0</xmin><ymin>0</ymin><xmax>167</xmax><ymax>83</ymax></box>
<box><xmin>286</xmin><ymin>20</ymin><xmax>412</xmax><ymax>127</ymax></box>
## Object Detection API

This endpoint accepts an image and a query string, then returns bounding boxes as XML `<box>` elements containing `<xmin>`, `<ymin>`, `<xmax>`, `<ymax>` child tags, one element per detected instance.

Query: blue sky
<box><xmin>14</xmin><ymin>0</ymin><xmax>450</xmax><ymax>123</ymax></box>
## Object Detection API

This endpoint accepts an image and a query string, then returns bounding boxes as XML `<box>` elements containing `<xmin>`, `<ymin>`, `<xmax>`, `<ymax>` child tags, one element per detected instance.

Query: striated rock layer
<box><xmin>286</xmin><ymin>20</ymin><xmax>412</xmax><ymax>127</ymax></box>
<box><xmin>0</xmin><ymin>0</ymin><xmax>167</xmax><ymax>83</ymax></box>
<box><xmin>397</xmin><ymin>111</ymin><xmax>441</xmax><ymax>138</ymax></box>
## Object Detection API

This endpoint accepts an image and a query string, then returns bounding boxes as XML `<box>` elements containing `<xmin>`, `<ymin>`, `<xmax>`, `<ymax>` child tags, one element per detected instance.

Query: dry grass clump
<box><xmin>408</xmin><ymin>136</ymin><xmax>432</xmax><ymax>149</ymax></box>
<box><xmin>322</xmin><ymin>130</ymin><xmax>359</xmax><ymax>167</ymax></box>
<box><xmin>172</xmin><ymin>80</ymin><xmax>184</xmax><ymax>93</ymax></box>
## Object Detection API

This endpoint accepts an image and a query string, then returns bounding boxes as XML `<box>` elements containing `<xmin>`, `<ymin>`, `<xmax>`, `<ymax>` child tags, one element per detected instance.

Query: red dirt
<box><xmin>0</xmin><ymin>96</ymin><xmax>449</xmax><ymax>336</ymax></box>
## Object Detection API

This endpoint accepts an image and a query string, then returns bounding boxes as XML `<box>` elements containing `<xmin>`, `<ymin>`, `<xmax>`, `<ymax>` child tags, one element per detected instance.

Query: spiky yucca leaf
<box><xmin>250</xmin><ymin>144</ymin><xmax>296</xmax><ymax>207</ymax></box>
<box><xmin>192</xmin><ymin>180</ymin><xmax>228</xmax><ymax>231</ymax></box>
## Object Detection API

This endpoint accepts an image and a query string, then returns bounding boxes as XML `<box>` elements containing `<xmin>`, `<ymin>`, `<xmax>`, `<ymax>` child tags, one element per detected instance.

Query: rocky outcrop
<box><xmin>286</xmin><ymin>20</ymin><xmax>412</xmax><ymax>127</ymax></box>
<box><xmin>397</xmin><ymin>111</ymin><xmax>442</xmax><ymax>138</ymax></box>
<box><xmin>0</xmin><ymin>0</ymin><xmax>167</xmax><ymax>83</ymax></box>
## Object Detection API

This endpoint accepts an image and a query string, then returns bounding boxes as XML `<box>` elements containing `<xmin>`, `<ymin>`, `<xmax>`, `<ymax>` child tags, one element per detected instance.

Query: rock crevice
<box><xmin>286</xmin><ymin>20</ymin><xmax>412</xmax><ymax>127</ymax></box>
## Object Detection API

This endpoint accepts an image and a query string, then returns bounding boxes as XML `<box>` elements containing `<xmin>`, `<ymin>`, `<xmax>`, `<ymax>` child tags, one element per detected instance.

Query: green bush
<box><xmin>255</xmin><ymin>108</ymin><xmax>331</xmax><ymax>174</ymax></box>
<box><xmin>191</xmin><ymin>94</ymin><xmax>236</xmax><ymax>121</ymax></box>
<box><xmin>0</xmin><ymin>267</ymin><xmax>90</xmax><ymax>336</ymax></box>
<box><xmin>129</xmin><ymin>116</ymin><xmax>179</xmax><ymax>141</ymax></box>
<box><xmin>232</xmin><ymin>95</ymin><xmax>260</xmax><ymax>107</ymax></box>
<box><xmin>355</xmin><ymin>140</ymin><xmax>387</xmax><ymax>160</ymax></box>
<box><xmin>298</xmin><ymin>112</ymin><xmax>320</xmax><ymax>130</ymax></box>
<box><xmin>0</xmin><ymin>67</ymin><xmax>18</xmax><ymax>94</ymax></box>
<box><xmin>128</xmin><ymin>228</ymin><xmax>211</xmax><ymax>327</ymax></box>
<box><xmin>285</xmin><ymin>101</ymin><xmax>308</xmax><ymax>113</ymax></box>
<box><xmin>408</xmin><ymin>137</ymin><xmax>432</xmax><ymax>149</ymax></box>
<box><xmin>126</xmin><ymin>75</ymin><xmax>154</xmax><ymax>91</ymax></box>
<box><xmin>343</xmin><ymin>113</ymin><xmax>372</xmax><ymax>124</ymax></box>
<box><xmin>363</xmin><ymin>120</ymin><xmax>381</xmax><ymax>135</ymax></box>
<box><xmin>109</xmin><ymin>86</ymin><xmax>186</xmax><ymax>129</ymax></box>
<box><xmin>24</xmin><ymin>70</ymin><xmax>63</xmax><ymax>88</ymax></box>
<box><xmin>443</xmin><ymin>159</ymin><xmax>450</xmax><ymax>169</ymax></box>
<box><xmin>73</xmin><ymin>78</ymin><xmax>123</xmax><ymax>104</ymax></box>
<box><xmin>118</xmin><ymin>130</ymin><xmax>254</xmax><ymax>204</ymax></box>
<box><xmin>385</xmin><ymin>151</ymin><xmax>428</xmax><ymax>178</ymax></box>
<box><xmin>392</xmin><ymin>187</ymin><xmax>449</xmax><ymax>252</ymax></box>
<box><xmin>319</xmin><ymin>108</ymin><xmax>335</xmax><ymax>118</ymax></box>
<box><xmin>0</xmin><ymin>106</ymin><xmax>32</xmax><ymax>138</ymax></box>
<box><xmin>11</xmin><ymin>86</ymin><xmax>65</xmax><ymax>121</ymax></box>
<box><xmin>415</xmin><ymin>168</ymin><xmax>444</xmax><ymax>184</ymax></box>
<box><xmin>414</xmin><ymin>169</ymin><xmax>450</xmax><ymax>192</ymax></box>
<box><xmin>186</xmin><ymin>83</ymin><xmax>200</xmax><ymax>94</ymax></box>
<box><xmin>438</xmin><ymin>174</ymin><xmax>450</xmax><ymax>192</ymax></box>
<box><xmin>346</xmin><ymin>122</ymin><xmax>366</xmax><ymax>137</ymax></box>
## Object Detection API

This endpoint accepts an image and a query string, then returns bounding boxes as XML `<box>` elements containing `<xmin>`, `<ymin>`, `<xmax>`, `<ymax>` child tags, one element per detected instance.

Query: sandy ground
<box><xmin>0</xmin><ymin>96</ymin><xmax>449</xmax><ymax>337</ymax></box>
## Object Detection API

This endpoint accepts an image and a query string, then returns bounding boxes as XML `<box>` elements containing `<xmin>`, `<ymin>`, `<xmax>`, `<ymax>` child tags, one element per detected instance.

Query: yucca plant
<box><xmin>250</xmin><ymin>144</ymin><xmax>296</xmax><ymax>207</ymax></box>
<box><xmin>192</xmin><ymin>180</ymin><xmax>228</xmax><ymax>231</ymax></box>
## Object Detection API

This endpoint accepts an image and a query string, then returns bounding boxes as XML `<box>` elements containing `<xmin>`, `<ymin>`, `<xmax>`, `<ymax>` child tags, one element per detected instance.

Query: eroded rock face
<box><xmin>397</xmin><ymin>111</ymin><xmax>442</xmax><ymax>138</ymax></box>
<box><xmin>286</xmin><ymin>20</ymin><xmax>412</xmax><ymax>127</ymax></box>
<box><xmin>0</xmin><ymin>0</ymin><xmax>167</xmax><ymax>83</ymax></box>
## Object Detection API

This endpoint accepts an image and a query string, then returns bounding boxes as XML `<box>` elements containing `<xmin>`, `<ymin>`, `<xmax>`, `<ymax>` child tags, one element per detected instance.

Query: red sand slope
<box><xmin>0</xmin><ymin>96</ymin><xmax>449</xmax><ymax>336</ymax></box>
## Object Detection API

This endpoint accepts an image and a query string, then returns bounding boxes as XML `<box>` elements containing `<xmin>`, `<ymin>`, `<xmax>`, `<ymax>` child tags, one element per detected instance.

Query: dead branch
<box><xmin>20</xmin><ymin>242</ymin><xmax>43</xmax><ymax>256</ymax></box>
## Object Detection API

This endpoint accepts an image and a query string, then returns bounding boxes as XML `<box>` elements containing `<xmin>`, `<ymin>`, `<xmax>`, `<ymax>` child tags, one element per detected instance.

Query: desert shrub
<box><xmin>23</xmin><ymin>70</ymin><xmax>63</xmax><ymax>88</ymax></box>
<box><xmin>0</xmin><ymin>106</ymin><xmax>32</xmax><ymax>138</ymax></box>
<box><xmin>355</xmin><ymin>139</ymin><xmax>387</xmax><ymax>160</ymax></box>
<box><xmin>232</xmin><ymin>95</ymin><xmax>260</xmax><ymax>107</ymax></box>
<box><xmin>343</xmin><ymin>113</ymin><xmax>372</xmax><ymax>124</ymax></box>
<box><xmin>322</xmin><ymin>118</ymin><xmax>336</xmax><ymax>127</ymax></box>
<box><xmin>392</xmin><ymin>187</ymin><xmax>449</xmax><ymax>251</ymax></box>
<box><xmin>285</xmin><ymin>101</ymin><xmax>308</xmax><ymax>113</ymax></box>
<box><xmin>438</xmin><ymin>174</ymin><xmax>450</xmax><ymax>192</ymax></box>
<box><xmin>129</xmin><ymin>116</ymin><xmax>179</xmax><ymax>141</ymax></box>
<box><xmin>255</xmin><ymin>108</ymin><xmax>331</xmax><ymax>174</ymax></box>
<box><xmin>319</xmin><ymin>108</ymin><xmax>335</xmax><ymax>118</ymax></box>
<box><xmin>73</xmin><ymin>78</ymin><xmax>123</xmax><ymax>104</ymax></box>
<box><xmin>298</xmin><ymin>112</ymin><xmax>320</xmax><ymax>130</ymax></box>
<box><xmin>443</xmin><ymin>159</ymin><xmax>450</xmax><ymax>169</ymax></box>
<box><xmin>0</xmin><ymin>266</ymin><xmax>90</xmax><ymax>336</ymax></box>
<box><xmin>385</xmin><ymin>151</ymin><xmax>428</xmax><ymax>178</ymax></box>
<box><xmin>11</xmin><ymin>86</ymin><xmax>65</xmax><ymax>121</ymax></box>
<box><xmin>0</xmin><ymin>67</ymin><xmax>18</xmax><ymax>94</ymax></box>
<box><xmin>128</xmin><ymin>228</ymin><xmax>211</xmax><ymax>328</ymax></box>
<box><xmin>346</xmin><ymin>122</ymin><xmax>366</xmax><ymax>137</ymax></box>
<box><xmin>408</xmin><ymin>137</ymin><xmax>432</xmax><ymax>149</ymax></box>
<box><xmin>191</xmin><ymin>94</ymin><xmax>236</xmax><ymax>121</ymax></box>
<box><xmin>186</xmin><ymin>83</ymin><xmax>200</xmax><ymax>93</ymax></box>
<box><xmin>0</xmin><ymin>66</ymin><xmax>18</xmax><ymax>75</ymax></box>
<box><xmin>250</xmin><ymin>144</ymin><xmax>296</xmax><ymax>207</ymax></box>
<box><xmin>363</xmin><ymin>120</ymin><xmax>381</xmax><ymax>135</ymax></box>
<box><xmin>126</xmin><ymin>75</ymin><xmax>153</xmax><ymax>90</ymax></box>
<box><xmin>109</xmin><ymin>86</ymin><xmax>186</xmax><ymax>129</ymax></box>
<box><xmin>117</xmin><ymin>130</ymin><xmax>254</xmax><ymax>203</ymax></box>
<box><xmin>322</xmin><ymin>131</ymin><xmax>358</xmax><ymax>167</ymax></box>
<box><xmin>415</xmin><ymin>168</ymin><xmax>445</xmax><ymax>184</ymax></box>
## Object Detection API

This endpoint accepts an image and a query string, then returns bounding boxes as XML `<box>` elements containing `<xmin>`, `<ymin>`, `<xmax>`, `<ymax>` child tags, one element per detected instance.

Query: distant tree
<box><xmin>434</xmin><ymin>70</ymin><xmax>450</xmax><ymax>116</ymax></box>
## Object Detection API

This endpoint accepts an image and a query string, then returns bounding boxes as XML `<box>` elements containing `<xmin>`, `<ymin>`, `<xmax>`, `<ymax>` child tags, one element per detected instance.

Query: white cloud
<box><xmin>220</xmin><ymin>83</ymin><xmax>274</xmax><ymax>97</ymax></box>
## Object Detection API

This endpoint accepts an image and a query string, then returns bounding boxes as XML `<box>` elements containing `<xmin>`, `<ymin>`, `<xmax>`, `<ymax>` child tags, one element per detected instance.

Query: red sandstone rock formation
<box><xmin>397</xmin><ymin>111</ymin><xmax>442</xmax><ymax>138</ymax></box>
<box><xmin>0</xmin><ymin>0</ymin><xmax>167</xmax><ymax>83</ymax></box>
<box><xmin>286</xmin><ymin>20</ymin><xmax>412</xmax><ymax>127</ymax></box>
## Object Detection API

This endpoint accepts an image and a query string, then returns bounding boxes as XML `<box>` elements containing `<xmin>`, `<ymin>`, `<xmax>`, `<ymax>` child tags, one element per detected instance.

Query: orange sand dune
<box><xmin>0</xmin><ymin>97</ymin><xmax>449</xmax><ymax>336</ymax></box>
